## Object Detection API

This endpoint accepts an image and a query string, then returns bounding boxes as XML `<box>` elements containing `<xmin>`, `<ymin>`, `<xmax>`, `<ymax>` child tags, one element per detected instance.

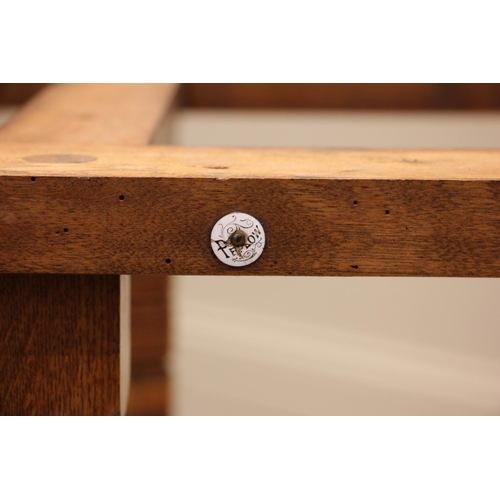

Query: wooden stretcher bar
<box><xmin>0</xmin><ymin>144</ymin><xmax>499</xmax><ymax>277</ymax></box>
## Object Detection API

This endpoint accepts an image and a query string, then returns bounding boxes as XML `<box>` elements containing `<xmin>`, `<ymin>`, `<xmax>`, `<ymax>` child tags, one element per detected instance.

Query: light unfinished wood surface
<box><xmin>0</xmin><ymin>84</ymin><xmax>178</xmax><ymax>145</ymax></box>
<box><xmin>0</xmin><ymin>143</ymin><xmax>499</xmax><ymax>179</ymax></box>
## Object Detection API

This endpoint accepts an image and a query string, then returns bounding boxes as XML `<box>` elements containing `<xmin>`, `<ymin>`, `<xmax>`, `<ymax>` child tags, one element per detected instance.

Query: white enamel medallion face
<box><xmin>210</xmin><ymin>212</ymin><xmax>266</xmax><ymax>267</ymax></box>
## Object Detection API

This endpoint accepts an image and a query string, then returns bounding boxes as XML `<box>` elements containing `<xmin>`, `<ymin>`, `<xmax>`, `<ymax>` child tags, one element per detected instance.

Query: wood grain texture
<box><xmin>1</xmin><ymin>144</ymin><xmax>500</xmax><ymax>179</ymax></box>
<box><xmin>0</xmin><ymin>84</ymin><xmax>179</xmax><ymax>415</ymax></box>
<box><xmin>1</xmin><ymin>145</ymin><xmax>500</xmax><ymax>277</ymax></box>
<box><xmin>183</xmin><ymin>84</ymin><xmax>500</xmax><ymax>110</ymax></box>
<box><xmin>0</xmin><ymin>274</ymin><xmax>120</xmax><ymax>415</ymax></box>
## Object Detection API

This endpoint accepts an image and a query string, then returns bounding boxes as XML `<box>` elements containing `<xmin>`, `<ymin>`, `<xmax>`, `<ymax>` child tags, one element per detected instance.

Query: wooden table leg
<box><xmin>127</xmin><ymin>276</ymin><xmax>169</xmax><ymax>416</ymax></box>
<box><xmin>0</xmin><ymin>274</ymin><xmax>130</xmax><ymax>416</ymax></box>
<box><xmin>0</xmin><ymin>84</ymin><xmax>179</xmax><ymax>416</ymax></box>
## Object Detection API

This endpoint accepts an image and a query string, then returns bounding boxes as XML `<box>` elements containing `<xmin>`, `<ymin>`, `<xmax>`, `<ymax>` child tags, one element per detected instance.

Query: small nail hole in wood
<box><xmin>385</xmin><ymin>210</ymin><xmax>390</xmax><ymax>215</ymax></box>
<box><xmin>165</xmin><ymin>259</ymin><xmax>171</xmax><ymax>264</ymax></box>
<box><xmin>119</xmin><ymin>195</ymin><xmax>125</xmax><ymax>201</ymax></box>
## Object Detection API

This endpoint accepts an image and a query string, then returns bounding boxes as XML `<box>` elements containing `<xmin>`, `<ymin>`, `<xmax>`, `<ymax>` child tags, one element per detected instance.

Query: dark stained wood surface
<box><xmin>0</xmin><ymin>274</ymin><xmax>120</xmax><ymax>415</ymax></box>
<box><xmin>0</xmin><ymin>84</ymin><xmax>47</xmax><ymax>105</ymax></box>
<box><xmin>1</xmin><ymin>146</ymin><xmax>500</xmax><ymax>277</ymax></box>
<box><xmin>3</xmin><ymin>84</ymin><xmax>500</xmax><ymax>111</ymax></box>
<box><xmin>126</xmin><ymin>374</ymin><xmax>169</xmax><ymax>416</ymax></box>
<box><xmin>183</xmin><ymin>84</ymin><xmax>500</xmax><ymax>110</ymax></box>
<box><xmin>127</xmin><ymin>275</ymin><xmax>169</xmax><ymax>415</ymax></box>
<box><xmin>0</xmin><ymin>84</ymin><xmax>178</xmax><ymax>415</ymax></box>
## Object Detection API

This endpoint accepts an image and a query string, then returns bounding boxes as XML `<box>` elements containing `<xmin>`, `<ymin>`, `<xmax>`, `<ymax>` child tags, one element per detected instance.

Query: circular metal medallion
<box><xmin>210</xmin><ymin>212</ymin><xmax>266</xmax><ymax>267</ymax></box>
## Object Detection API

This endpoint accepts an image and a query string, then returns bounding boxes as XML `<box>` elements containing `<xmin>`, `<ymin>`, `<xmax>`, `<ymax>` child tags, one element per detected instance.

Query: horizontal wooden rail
<box><xmin>2</xmin><ymin>144</ymin><xmax>500</xmax><ymax>179</ymax></box>
<box><xmin>182</xmin><ymin>84</ymin><xmax>500</xmax><ymax>110</ymax></box>
<box><xmin>1</xmin><ymin>144</ymin><xmax>500</xmax><ymax>277</ymax></box>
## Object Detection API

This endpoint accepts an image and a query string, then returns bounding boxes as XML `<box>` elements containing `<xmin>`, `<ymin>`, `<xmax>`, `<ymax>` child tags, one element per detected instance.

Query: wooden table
<box><xmin>1</xmin><ymin>84</ymin><xmax>499</xmax><ymax>415</ymax></box>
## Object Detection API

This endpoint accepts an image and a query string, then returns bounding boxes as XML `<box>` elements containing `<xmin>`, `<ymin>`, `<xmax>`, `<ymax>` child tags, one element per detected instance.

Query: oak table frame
<box><xmin>1</xmin><ymin>84</ymin><xmax>499</xmax><ymax>415</ymax></box>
